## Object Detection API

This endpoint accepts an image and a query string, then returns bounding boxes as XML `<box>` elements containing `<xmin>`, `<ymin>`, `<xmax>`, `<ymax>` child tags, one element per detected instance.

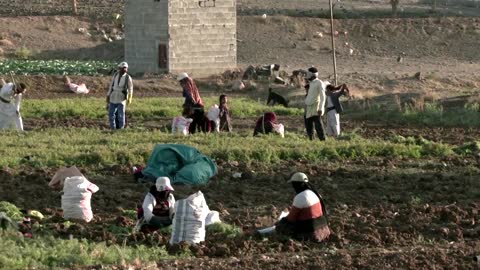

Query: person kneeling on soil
<box><xmin>253</xmin><ymin>112</ymin><xmax>284</xmax><ymax>137</ymax></box>
<box><xmin>275</xmin><ymin>172</ymin><xmax>330</xmax><ymax>242</ymax></box>
<box><xmin>136</xmin><ymin>177</ymin><xmax>175</xmax><ymax>233</ymax></box>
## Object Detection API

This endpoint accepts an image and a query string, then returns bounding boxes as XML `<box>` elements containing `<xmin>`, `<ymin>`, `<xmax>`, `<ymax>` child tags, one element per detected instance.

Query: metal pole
<box><xmin>72</xmin><ymin>0</ymin><xmax>78</xmax><ymax>15</ymax></box>
<box><xmin>329</xmin><ymin>0</ymin><xmax>338</xmax><ymax>85</ymax></box>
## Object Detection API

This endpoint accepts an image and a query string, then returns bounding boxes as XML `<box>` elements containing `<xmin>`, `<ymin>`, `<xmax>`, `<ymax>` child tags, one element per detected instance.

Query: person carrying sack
<box><xmin>106</xmin><ymin>62</ymin><xmax>133</xmax><ymax>129</ymax></box>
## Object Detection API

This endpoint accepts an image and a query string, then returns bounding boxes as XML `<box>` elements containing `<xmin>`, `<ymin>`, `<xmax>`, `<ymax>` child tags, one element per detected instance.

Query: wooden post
<box><xmin>72</xmin><ymin>0</ymin><xmax>78</xmax><ymax>15</ymax></box>
<box><xmin>329</xmin><ymin>0</ymin><xmax>338</xmax><ymax>85</ymax></box>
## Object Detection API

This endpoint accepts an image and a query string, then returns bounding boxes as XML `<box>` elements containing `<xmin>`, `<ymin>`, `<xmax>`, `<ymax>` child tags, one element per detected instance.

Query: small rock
<box><xmin>0</xmin><ymin>39</ymin><xmax>14</xmax><ymax>47</ymax></box>
<box><xmin>231</xmin><ymin>80</ymin><xmax>245</xmax><ymax>91</ymax></box>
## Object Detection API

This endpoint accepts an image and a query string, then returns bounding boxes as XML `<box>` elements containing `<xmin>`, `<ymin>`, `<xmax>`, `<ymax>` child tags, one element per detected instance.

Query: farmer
<box><xmin>136</xmin><ymin>177</ymin><xmax>175</xmax><ymax>233</ymax></box>
<box><xmin>0</xmin><ymin>81</ymin><xmax>27</xmax><ymax>131</ymax></box>
<box><xmin>177</xmin><ymin>72</ymin><xmax>205</xmax><ymax>134</ymax></box>
<box><xmin>253</xmin><ymin>112</ymin><xmax>284</xmax><ymax>137</ymax></box>
<box><xmin>275</xmin><ymin>172</ymin><xmax>330</xmax><ymax>242</ymax></box>
<box><xmin>219</xmin><ymin>94</ymin><xmax>232</xmax><ymax>132</ymax></box>
<box><xmin>106</xmin><ymin>61</ymin><xmax>133</xmax><ymax>129</ymax></box>
<box><xmin>325</xmin><ymin>83</ymin><xmax>350</xmax><ymax>137</ymax></box>
<box><xmin>304</xmin><ymin>67</ymin><xmax>327</xmax><ymax>141</ymax></box>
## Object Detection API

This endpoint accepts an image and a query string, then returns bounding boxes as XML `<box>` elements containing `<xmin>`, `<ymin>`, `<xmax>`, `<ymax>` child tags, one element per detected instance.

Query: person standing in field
<box><xmin>106</xmin><ymin>62</ymin><xmax>133</xmax><ymax>129</ymax></box>
<box><xmin>0</xmin><ymin>81</ymin><xmax>27</xmax><ymax>131</ymax></box>
<box><xmin>304</xmin><ymin>67</ymin><xmax>327</xmax><ymax>141</ymax></box>
<box><xmin>325</xmin><ymin>84</ymin><xmax>350</xmax><ymax>137</ymax></box>
<box><xmin>218</xmin><ymin>94</ymin><xmax>232</xmax><ymax>132</ymax></box>
<box><xmin>177</xmin><ymin>72</ymin><xmax>205</xmax><ymax>134</ymax></box>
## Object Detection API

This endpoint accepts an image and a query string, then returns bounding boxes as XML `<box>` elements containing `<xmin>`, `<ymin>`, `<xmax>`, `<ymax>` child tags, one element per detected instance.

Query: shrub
<box><xmin>14</xmin><ymin>47</ymin><xmax>33</xmax><ymax>60</ymax></box>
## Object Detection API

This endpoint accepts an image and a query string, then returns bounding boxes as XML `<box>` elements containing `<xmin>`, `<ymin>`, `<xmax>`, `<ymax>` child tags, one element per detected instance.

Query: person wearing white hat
<box><xmin>275</xmin><ymin>172</ymin><xmax>330</xmax><ymax>242</ymax></box>
<box><xmin>0</xmin><ymin>82</ymin><xmax>27</xmax><ymax>131</ymax></box>
<box><xmin>138</xmin><ymin>177</ymin><xmax>175</xmax><ymax>232</ymax></box>
<box><xmin>304</xmin><ymin>67</ymin><xmax>327</xmax><ymax>141</ymax></box>
<box><xmin>106</xmin><ymin>61</ymin><xmax>133</xmax><ymax>129</ymax></box>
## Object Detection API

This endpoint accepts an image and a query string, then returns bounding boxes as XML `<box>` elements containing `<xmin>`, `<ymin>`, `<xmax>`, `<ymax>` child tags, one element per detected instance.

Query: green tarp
<box><xmin>142</xmin><ymin>144</ymin><xmax>217</xmax><ymax>185</ymax></box>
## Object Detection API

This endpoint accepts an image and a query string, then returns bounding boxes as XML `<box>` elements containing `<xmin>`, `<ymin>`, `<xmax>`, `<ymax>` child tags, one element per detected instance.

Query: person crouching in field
<box><xmin>253</xmin><ymin>112</ymin><xmax>284</xmax><ymax>137</ymax></box>
<box><xmin>325</xmin><ymin>84</ymin><xmax>350</xmax><ymax>137</ymax></box>
<box><xmin>135</xmin><ymin>177</ymin><xmax>175</xmax><ymax>233</ymax></box>
<box><xmin>275</xmin><ymin>172</ymin><xmax>330</xmax><ymax>242</ymax></box>
<box><xmin>0</xmin><ymin>81</ymin><xmax>27</xmax><ymax>131</ymax></box>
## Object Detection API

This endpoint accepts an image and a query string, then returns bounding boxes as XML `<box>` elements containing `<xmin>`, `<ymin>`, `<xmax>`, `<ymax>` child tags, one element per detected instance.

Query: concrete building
<box><xmin>125</xmin><ymin>0</ymin><xmax>236</xmax><ymax>77</ymax></box>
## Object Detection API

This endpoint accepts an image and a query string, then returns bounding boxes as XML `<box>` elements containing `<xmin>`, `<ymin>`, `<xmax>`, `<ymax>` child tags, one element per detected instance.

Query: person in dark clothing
<box><xmin>177</xmin><ymin>72</ymin><xmax>205</xmax><ymax>134</ymax></box>
<box><xmin>253</xmin><ymin>112</ymin><xmax>283</xmax><ymax>136</ymax></box>
<box><xmin>135</xmin><ymin>177</ymin><xmax>175</xmax><ymax>233</ymax></box>
<box><xmin>219</xmin><ymin>94</ymin><xmax>232</xmax><ymax>132</ymax></box>
<box><xmin>325</xmin><ymin>84</ymin><xmax>350</xmax><ymax>137</ymax></box>
<box><xmin>276</xmin><ymin>172</ymin><xmax>330</xmax><ymax>242</ymax></box>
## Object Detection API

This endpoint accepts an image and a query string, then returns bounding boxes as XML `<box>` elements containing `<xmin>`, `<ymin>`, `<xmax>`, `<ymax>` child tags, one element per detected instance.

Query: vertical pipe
<box><xmin>72</xmin><ymin>0</ymin><xmax>78</xmax><ymax>15</ymax></box>
<box><xmin>329</xmin><ymin>0</ymin><xmax>338</xmax><ymax>85</ymax></box>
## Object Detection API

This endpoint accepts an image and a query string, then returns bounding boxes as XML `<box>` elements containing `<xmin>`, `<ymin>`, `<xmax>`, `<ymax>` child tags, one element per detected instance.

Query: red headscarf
<box><xmin>256</xmin><ymin>112</ymin><xmax>277</xmax><ymax>127</ymax></box>
<box><xmin>184</xmin><ymin>77</ymin><xmax>204</xmax><ymax>107</ymax></box>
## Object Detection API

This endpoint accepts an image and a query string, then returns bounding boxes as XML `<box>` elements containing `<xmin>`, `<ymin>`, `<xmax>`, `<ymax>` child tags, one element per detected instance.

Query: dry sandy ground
<box><xmin>1</xmin><ymin>15</ymin><xmax>479</xmax><ymax>101</ymax></box>
<box><xmin>0</xmin><ymin>9</ymin><xmax>480</xmax><ymax>270</ymax></box>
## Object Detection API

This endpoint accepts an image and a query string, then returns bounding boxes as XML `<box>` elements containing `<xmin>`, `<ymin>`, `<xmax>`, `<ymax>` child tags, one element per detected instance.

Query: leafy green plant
<box><xmin>0</xmin><ymin>59</ymin><xmax>115</xmax><ymax>76</ymax></box>
<box><xmin>0</xmin><ymin>201</ymin><xmax>23</xmax><ymax>221</ymax></box>
<box><xmin>0</xmin><ymin>232</ymin><xmax>173</xmax><ymax>269</ymax></box>
<box><xmin>206</xmin><ymin>223</ymin><xmax>242</xmax><ymax>238</ymax></box>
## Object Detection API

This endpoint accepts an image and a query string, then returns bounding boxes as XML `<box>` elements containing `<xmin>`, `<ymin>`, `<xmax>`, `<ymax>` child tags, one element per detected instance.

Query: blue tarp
<box><xmin>141</xmin><ymin>144</ymin><xmax>217</xmax><ymax>185</ymax></box>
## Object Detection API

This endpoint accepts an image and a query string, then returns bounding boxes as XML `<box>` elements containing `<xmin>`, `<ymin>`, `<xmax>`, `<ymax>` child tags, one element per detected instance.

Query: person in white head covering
<box><xmin>139</xmin><ymin>177</ymin><xmax>175</xmax><ymax>232</ymax></box>
<box><xmin>275</xmin><ymin>172</ymin><xmax>330</xmax><ymax>242</ymax></box>
<box><xmin>106</xmin><ymin>61</ymin><xmax>133</xmax><ymax>129</ymax></box>
<box><xmin>304</xmin><ymin>67</ymin><xmax>328</xmax><ymax>141</ymax></box>
<box><xmin>0</xmin><ymin>82</ymin><xmax>27</xmax><ymax>131</ymax></box>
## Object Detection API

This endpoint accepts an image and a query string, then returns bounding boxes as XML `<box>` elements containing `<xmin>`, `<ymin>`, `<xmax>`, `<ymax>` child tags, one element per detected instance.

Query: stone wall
<box><xmin>0</xmin><ymin>0</ymin><xmax>124</xmax><ymax>17</ymax></box>
<box><xmin>168</xmin><ymin>0</ymin><xmax>236</xmax><ymax>77</ymax></box>
<box><xmin>124</xmin><ymin>0</ymin><xmax>168</xmax><ymax>75</ymax></box>
<box><xmin>125</xmin><ymin>0</ymin><xmax>236</xmax><ymax>77</ymax></box>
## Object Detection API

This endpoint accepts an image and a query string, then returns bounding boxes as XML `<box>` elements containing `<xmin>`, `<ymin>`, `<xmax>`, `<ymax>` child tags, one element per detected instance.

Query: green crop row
<box><xmin>0</xmin><ymin>60</ymin><xmax>115</xmax><ymax>76</ymax></box>
<box><xmin>22</xmin><ymin>97</ymin><xmax>303</xmax><ymax>119</ymax></box>
<box><xmin>0</xmin><ymin>128</ymin><xmax>473</xmax><ymax>171</ymax></box>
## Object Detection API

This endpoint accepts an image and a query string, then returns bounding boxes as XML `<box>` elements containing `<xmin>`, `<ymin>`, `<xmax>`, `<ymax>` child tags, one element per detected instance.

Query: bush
<box><xmin>14</xmin><ymin>47</ymin><xmax>33</xmax><ymax>60</ymax></box>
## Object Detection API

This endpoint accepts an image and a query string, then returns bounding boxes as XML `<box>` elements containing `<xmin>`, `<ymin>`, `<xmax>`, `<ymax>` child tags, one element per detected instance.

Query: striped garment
<box><xmin>278</xmin><ymin>189</ymin><xmax>330</xmax><ymax>242</ymax></box>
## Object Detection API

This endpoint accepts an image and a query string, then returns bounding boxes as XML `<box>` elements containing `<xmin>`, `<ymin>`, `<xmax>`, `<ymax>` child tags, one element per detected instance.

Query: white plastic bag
<box><xmin>205</xmin><ymin>210</ymin><xmax>221</xmax><ymax>226</ymax></box>
<box><xmin>206</xmin><ymin>105</ymin><xmax>220</xmax><ymax>132</ymax></box>
<box><xmin>172</xmin><ymin>116</ymin><xmax>193</xmax><ymax>136</ymax></box>
<box><xmin>170</xmin><ymin>191</ymin><xmax>209</xmax><ymax>244</ymax></box>
<box><xmin>273</xmin><ymin>123</ymin><xmax>285</xmax><ymax>138</ymax></box>
<box><xmin>61</xmin><ymin>176</ymin><xmax>99</xmax><ymax>222</ymax></box>
<box><xmin>68</xmin><ymin>83</ymin><xmax>89</xmax><ymax>94</ymax></box>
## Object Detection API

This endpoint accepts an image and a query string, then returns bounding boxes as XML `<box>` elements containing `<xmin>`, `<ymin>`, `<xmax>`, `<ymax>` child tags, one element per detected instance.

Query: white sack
<box><xmin>172</xmin><ymin>116</ymin><xmax>193</xmax><ymax>136</ymax></box>
<box><xmin>61</xmin><ymin>176</ymin><xmax>99</xmax><ymax>222</ymax></box>
<box><xmin>170</xmin><ymin>191</ymin><xmax>209</xmax><ymax>244</ymax></box>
